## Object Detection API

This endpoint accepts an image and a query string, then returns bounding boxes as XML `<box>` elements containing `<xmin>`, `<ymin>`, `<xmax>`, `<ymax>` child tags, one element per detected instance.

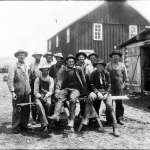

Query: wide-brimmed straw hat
<box><xmin>54</xmin><ymin>52</ymin><xmax>64</xmax><ymax>59</ymax></box>
<box><xmin>44</xmin><ymin>51</ymin><xmax>53</xmax><ymax>57</ymax></box>
<box><xmin>109</xmin><ymin>50</ymin><xmax>122</xmax><ymax>58</ymax></box>
<box><xmin>14</xmin><ymin>49</ymin><xmax>28</xmax><ymax>58</ymax></box>
<box><xmin>32</xmin><ymin>51</ymin><xmax>43</xmax><ymax>57</ymax></box>
<box><xmin>39</xmin><ymin>64</ymin><xmax>50</xmax><ymax>71</ymax></box>
<box><xmin>76</xmin><ymin>52</ymin><xmax>87</xmax><ymax>59</ymax></box>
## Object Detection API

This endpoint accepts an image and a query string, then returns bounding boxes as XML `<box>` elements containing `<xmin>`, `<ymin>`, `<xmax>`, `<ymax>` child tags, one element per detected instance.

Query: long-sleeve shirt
<box><xmin>7</xmin><ymin>61</ymin><xmax>31</xmax><ymax>94</ymax></box>
<box><xmin>34</xmin><ymin>74</ymin><xmax>54</xmax><ymax>98</ymax></box>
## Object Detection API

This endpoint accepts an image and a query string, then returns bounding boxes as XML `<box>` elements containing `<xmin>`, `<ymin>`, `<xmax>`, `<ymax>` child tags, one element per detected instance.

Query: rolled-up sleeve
<box><xmin>7</xmin><ymin>64</ymin><xmax>15</xmax><ymax>92</ymax></box>
<box><xmin>45</xmin><ymin>77</ymin><xmax>54</xmax><ymax>97</ymax></box>
<box><xmin>34</xmin><ymin>78</ymin><xmax>41</xmax><ymax>98</ymax></box>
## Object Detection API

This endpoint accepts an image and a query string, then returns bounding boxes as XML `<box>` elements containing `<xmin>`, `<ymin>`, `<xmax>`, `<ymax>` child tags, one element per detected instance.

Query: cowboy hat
<box><xmin>93</xmin><ymin>58</ymin><xmax>106</xmax><ymax>66</ymax></box>
<box><xmin>65</xmin><ymin>54</ymin><xmax>76</xmax><ymax>62</ymax></box>
<box><xmin>87</xmin><ymin>52</ymin><xmax>98</xmax><ymax>59</ymax></box>
<box><xmin>109</xmin><ymin>50</ymin><xmax>122</xmax><ymax>58</ymax></box>
<box><xmin>14</xmin><ymin>49</ymin><xmax>28</xmax><ymax>58</ymax></box>
<box><xmin>39</xmin><ymin>64</ymin><xmax>50</xmax><ymax>71</ymax></box>
<box><xmin>76</xmin><ymin>52</ymin><xmax>87</xmax><ymax>59</ymax></box>
<box><xmin>44</xmin><ymin>51</ymin><xmax>53</xmax><ymax>57</ymax></box>
<box><xmin>54</xmin><ymin>52</ymin><xmax>64</xmax><ymax>59</ymax></box>
<box><xmin>32</xmin><ymin>51</ymin><xmax>43</xmax><ymax>57</ymax></box>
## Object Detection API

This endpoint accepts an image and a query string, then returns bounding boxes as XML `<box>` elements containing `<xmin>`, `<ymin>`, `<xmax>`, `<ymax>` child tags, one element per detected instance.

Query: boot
<box><xmin>113</xmin><ymin>127</ymin><xmax>120</xmax><ymax>137</ymax></box>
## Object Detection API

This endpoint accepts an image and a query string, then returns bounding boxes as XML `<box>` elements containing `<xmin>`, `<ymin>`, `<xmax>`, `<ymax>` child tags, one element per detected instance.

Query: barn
<box><xmin>47</xmin><ymin>0</ymin><xmax>150</xmax><ymax>62</ymax></box>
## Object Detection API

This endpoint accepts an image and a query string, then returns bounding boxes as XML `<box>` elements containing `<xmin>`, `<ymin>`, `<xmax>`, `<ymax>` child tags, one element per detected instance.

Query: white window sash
<box><xmin>93</xmin><ymin>23</ymin><xmax>103</xmax><ymax>41</ymax></box>
<box><xmin>56</xmin><ymin>35</ymin><xmax>59</xmax><ymax>47</ymax></box>
<box><xmin>48</xmin><ymin>40</ymin><xmax>51</xmax><ymax>50</ymax></box>
<box><xmin>129</xmin><ymin>25</ymin><xmax>138</xmax><ymax>39</ymax></box>
<box><xmin>66</xmin><ymin>28</ymin><xmax>70</xmax><ymax>43</ymax></box>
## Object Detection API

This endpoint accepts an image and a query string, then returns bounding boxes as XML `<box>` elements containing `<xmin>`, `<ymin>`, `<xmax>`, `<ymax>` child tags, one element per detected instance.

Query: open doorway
<box><xmin>142</xmin><ymin>46</ymin><xmax>150</xmax><ymax>91</ymax></box>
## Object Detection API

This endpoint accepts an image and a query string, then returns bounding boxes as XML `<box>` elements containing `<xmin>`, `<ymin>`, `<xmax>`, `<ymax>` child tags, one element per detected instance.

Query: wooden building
<box><xmin>47</xmin><ymin>0</ymin><xmax>150</xmax><ymax>62</ymax></box>
<box><xmin>118</xmin><ymin>28</ymin><xmax>150</xmax><ymax>93</ymax></box>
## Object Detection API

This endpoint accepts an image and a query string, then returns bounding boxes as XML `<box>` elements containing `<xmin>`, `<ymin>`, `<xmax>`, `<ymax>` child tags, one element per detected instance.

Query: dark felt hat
<box><xmin>76</xmin><ymin>52</ymin><xmax>87</xmax><ymax>59</ymax></box>
<box><xmin>93</xmin><ymin>58</ymin><xmax>106</xmax><ymax>66</ymax></box>
<box><xmin>65</xmin><ymin>54</ymin><xmax>76</xmax><ymax>61</ymax></box>
<box><xmin>109</xmin><ymin>50</ymin><xmax>122</xmax><ymax>58</ymax></box>
<box><xmin>87</xmin><ymin>52</ymin><xmax>98</xmax><ymax>59</ymax></box>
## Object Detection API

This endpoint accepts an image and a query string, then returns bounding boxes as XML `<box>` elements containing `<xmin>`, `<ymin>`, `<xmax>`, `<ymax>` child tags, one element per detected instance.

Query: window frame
<box><xmin>93</xmin><ymin>23</ymin><xmax>103</xmax><ymax>41</ymax></box>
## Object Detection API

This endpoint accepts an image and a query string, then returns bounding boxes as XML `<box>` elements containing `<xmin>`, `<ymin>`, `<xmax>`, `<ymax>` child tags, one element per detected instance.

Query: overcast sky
<box><xmin>0</xmin><ymin>0</ymin><xmax>150</xmax><ymax>58</ymax></box>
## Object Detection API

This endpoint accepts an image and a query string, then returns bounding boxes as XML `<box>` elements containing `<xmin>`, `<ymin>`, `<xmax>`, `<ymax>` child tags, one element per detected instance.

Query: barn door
<box><xmin>141</xmin><ymin>46</ymin><xmax>150</xmax><ymax>92</ymax></box>
<box><xmin>125</xmin><ymin>46</ymin><xmax>141</xmax><ymax>93</ymax></box>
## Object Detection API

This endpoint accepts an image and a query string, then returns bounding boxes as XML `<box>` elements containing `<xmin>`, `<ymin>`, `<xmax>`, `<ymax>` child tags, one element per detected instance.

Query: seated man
<box><xmin>34</xmin><ymin>64</ymin><xmax>54</xmax><ymax>133</ymax></box>
<box><xmin>49</xmin><ymin>54</ymin><xmax>87</xmax><ymax>132</ymax></box>
<box><xmin>83</xmin><ymin>58</ymin><xmax>120</xmax><ymax>137</ymax></box>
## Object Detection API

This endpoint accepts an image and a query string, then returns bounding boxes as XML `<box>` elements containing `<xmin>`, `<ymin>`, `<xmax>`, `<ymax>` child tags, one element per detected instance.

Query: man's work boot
<box><xmin>117</xmin><ymin>119</ymin><xmax>124</xmax><ymax>125</ymax></box>
<box><xmin>81</xmin><ymin>118</ymin><xmax>89</xmax><ymax>126</ymax></box>
<box><xmin>113</xmin><ymin>128</ymin><xmax>120</xmax><ymax>137</ymax></box>
<box><xmin>43</xmin><ymin>126</ymin><xmax>48</xmax><ymax>134</ymax></box>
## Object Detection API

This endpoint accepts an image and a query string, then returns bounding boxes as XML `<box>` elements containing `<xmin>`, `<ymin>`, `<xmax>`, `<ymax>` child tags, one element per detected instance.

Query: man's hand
<box><xmin>97</xmin><ymin>92</ymin><xmax>104</xmax><ymax>99</ymax></box>
<box><xmin>55</xmin><ymin>89</ymin><xmax>61</xmax><ymax>99</ymax></box>
<box><xmin>12</xmin><ymin>92</ymin><xmax>17</xmax><ymax>100</ymax></box>
<box><xmin>43</xmin><ymin>94</ymin><xmax>49</xmax><ymax>102</ymax></box>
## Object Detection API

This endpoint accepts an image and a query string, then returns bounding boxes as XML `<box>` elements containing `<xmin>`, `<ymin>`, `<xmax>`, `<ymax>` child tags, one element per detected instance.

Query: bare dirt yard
<box><xmin>0</xmin><ymin>73</ymin><xmax>150</xmax><ymax>149</ymax></box>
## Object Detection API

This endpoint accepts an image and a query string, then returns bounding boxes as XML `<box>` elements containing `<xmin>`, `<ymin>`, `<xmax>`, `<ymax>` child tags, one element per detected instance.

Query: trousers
<box><xmin>12</xmin><ymin>94</ymin><xmax>30</xmax><ymax>130</ymax></box>
<box><xmin>35</xmin><ymin>97</ymin><xmax>51</xmax><ymax>127</ymax></box>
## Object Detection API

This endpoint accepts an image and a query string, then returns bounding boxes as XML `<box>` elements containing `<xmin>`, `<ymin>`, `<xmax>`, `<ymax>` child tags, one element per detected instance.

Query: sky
<box><xmin>0</xmin><ymin>0</ymin><xmax>150</xmax><ymax>58</ymax></box>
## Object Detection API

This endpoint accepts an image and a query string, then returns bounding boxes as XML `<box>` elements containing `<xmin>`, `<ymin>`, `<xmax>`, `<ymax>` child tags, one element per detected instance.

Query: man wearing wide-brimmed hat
<box><xmin>86</xmin><ymin>52</ymin><xmax>98</xmax><ymax>76</ymax></box>
<box><xmin>76</xmin><ymin>52</ymin><xmax>87</xmax><ymax>74</ymax></box>
<box><xmin>42</xmin><ymin>51</ymin><xmax>55</xmax><ymax>68</ymax></box>
<box><xmin>82</xmin><ymin>58</ymin><xmax>120</xmax><ymax>137</ymax></box>
<box><xmin>29</xmin><ymin>51</ymin><xmax>43</xmax><ymax>124</ymax></box>
<box><xmin>7</xmin><ymin>49</ymin><xmax>30</xmax><ymax>133</ymax></box>
<box><xmin>106</xmin><ymin>49</ymin><xmax>128</xmax><ymax>125</ymax></box>
<box><xmin>49</xmin><ymin>52</ymin><xmax>65</xmax><ymax>81</ymax></box>
<box><xmin>49</xmin><ymin>54</ymin><xmax>87</xmax><ymax>132</ymax></box>
<box><xmin>34</xmin><ymin>64</ymin><xmax>54</xmax><ymax>133</ymax></box>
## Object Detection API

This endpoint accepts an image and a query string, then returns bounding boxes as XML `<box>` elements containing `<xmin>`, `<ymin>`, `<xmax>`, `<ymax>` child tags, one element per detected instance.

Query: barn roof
<box><xmin>48</xmin><ymin>1</ymin><xmax>150</xmax><ymax>40</ymax></box>
<box><xmin>118</xmin><ymin>27</ymin><xmax>150</xmax><ymax>48</ymax></box>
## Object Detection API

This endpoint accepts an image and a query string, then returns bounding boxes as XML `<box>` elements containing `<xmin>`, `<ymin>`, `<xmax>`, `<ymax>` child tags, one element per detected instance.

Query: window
<box><xmin>48</xmin><ymin>40</ymin><xmax>51</xmax><ymax>51</ymax></box>
<box><xmin>66</xmin><ymin>28</ymin><xmax>70</xmax><ymax>43</ymax></box>
<box><xmin>129</xmin><ymin>25</ymin><xmax>138</xmax><ymax>39</ymax></box>
<box><xmin>93</xmin><ymin>23</ymin><xmax>103</xmax><ymax>41</ymax></box>
<box><xmin>56</xmin><ymin>35</ymin><xmax>59</xmax><ymax>47</ymax></box>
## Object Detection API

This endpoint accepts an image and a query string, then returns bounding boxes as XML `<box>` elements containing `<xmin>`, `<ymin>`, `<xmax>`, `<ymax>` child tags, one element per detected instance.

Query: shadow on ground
<box><xmin>124</xmin><ymin>94</ymin><xmax>150</xmax><ymax>113</ymax></box>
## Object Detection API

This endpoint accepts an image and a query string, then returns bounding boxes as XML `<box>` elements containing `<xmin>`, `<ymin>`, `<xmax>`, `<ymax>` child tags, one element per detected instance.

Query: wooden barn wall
<box><xmin>49</xmin><ymin>22</ymin><xmax>145</xmax><ymax>61</ymax></box>
<box><xmin>76</xmin><ymin>22</ymin><xmax>146</xmax><ymax>62</ymax></box>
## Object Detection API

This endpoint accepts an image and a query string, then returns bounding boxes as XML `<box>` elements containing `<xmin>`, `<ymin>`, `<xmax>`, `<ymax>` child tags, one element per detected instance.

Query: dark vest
<box><xmin>39</xmin><ymin>78</ymin><xmax>49</xmax><ymax>95</ymax></box>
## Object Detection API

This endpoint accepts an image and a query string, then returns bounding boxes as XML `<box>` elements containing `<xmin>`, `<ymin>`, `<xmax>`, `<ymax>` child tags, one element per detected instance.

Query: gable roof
<box><xmin>48</xmin><ymin>1</ymin><xmax>150</xmax><ymax>40</ymax></box>
<box><xmin>118</xmin><ymin>27</ymin><xmax>150</xmax><ymax>48</ymax></box>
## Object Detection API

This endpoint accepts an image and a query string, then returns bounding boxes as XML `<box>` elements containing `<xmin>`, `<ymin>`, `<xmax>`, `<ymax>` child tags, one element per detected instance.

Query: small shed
<box><xmin>118</xmin><ymin>28</ymin><xmax>150</xmax><ymax>93</ymax></box>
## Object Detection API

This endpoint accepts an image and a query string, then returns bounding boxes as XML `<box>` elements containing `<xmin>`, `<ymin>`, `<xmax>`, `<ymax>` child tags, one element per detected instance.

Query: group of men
<box><xmin>7</xmin><ymin>48</ymin><xmax>128</xmax><ymax>137</ymax></box>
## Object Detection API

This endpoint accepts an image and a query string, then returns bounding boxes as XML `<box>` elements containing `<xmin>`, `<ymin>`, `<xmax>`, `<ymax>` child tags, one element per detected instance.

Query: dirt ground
<box><xmin>0</xmin><ymin>73</ymin><xmax>150</xmax><ymax>149</ymax></box>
